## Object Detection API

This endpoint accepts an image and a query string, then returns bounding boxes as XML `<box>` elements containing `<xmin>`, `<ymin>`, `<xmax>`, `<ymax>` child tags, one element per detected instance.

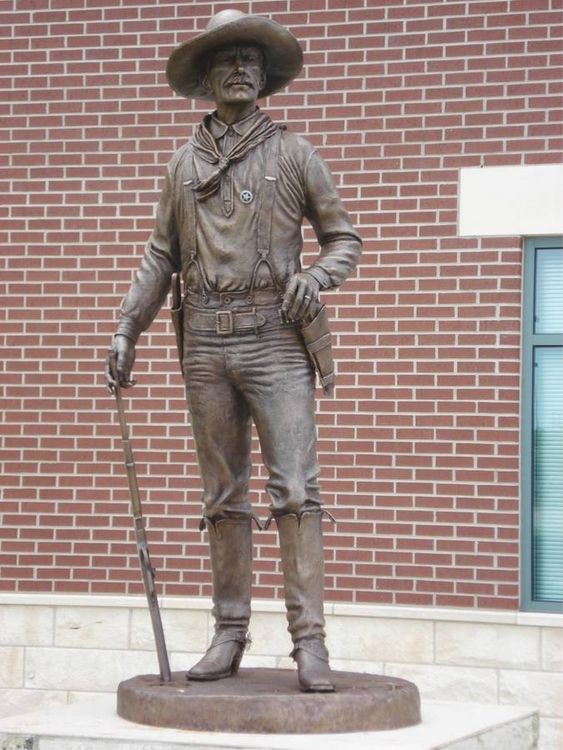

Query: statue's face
<box><xmin>204</xmin><ymin>44</ymin><xmax>266</xmax><ymax>106</ymax></box>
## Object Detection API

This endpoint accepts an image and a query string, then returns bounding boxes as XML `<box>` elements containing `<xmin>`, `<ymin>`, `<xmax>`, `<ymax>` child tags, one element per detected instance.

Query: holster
<box><xmin>301</xmin><ymin>304</ymin><xmax>335</xmax><ymax>397</ymax></box>
<box><xmin>170</xmin><ymin>272</ymin><xmax>184</xmax><ymax>374</ymax></box>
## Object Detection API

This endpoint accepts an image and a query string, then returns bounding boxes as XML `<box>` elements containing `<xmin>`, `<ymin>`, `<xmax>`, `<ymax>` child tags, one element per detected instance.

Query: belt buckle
<box><xmin>216</xmin><ymin>310</ymin><xmax>234</xmax><ymax>335</ymax></box>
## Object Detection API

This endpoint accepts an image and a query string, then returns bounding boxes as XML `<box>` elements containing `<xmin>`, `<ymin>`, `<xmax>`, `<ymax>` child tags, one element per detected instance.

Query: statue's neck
<box><xmin>215</xmin><ymin>102</ymin><xmax>258</xmax><ymax>126</ymax></box>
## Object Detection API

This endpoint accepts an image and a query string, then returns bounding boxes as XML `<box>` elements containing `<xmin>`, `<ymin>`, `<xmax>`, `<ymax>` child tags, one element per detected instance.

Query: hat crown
<box><xmin>167</xmin><ymin>10</ymin><xmax>302</xmax><ymax>100</ymax></box>
<box><xmin>206</xmin><ymin>9</ymin><xmax>247</xmax><ymax>33</ymax></box>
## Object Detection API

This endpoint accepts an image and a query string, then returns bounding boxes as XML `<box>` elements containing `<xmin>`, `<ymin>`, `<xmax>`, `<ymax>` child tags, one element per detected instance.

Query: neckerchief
<box><xmin>191</xmin><ymin>111</ymin><xmax>279</xmax><ymax>202</ymax></box>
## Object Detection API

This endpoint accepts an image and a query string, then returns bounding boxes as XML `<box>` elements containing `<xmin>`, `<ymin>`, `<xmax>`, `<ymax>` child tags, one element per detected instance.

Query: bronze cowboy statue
<box><xmin>104</xmin><ymin>9</ymin><xmax>362</xmax><ymax>693</ymax></box>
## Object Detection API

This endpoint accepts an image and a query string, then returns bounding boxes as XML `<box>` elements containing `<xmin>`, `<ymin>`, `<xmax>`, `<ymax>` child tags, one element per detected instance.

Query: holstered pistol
<box><xmin>170</xmin><ymin>272</ymin><xmax>184</xmax><ymax>373</ymax></box>
<box><xmin>301</xmin><ymin>304</ymin><xmax>335</xmax><ymax>397</ymax></box>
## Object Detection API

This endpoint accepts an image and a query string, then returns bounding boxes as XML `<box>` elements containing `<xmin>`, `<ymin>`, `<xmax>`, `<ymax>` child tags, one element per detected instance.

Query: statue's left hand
<box><xmin>281</xmin><ymin>272</ymin><xmax>321</xmax><ymax>322</ymax></box>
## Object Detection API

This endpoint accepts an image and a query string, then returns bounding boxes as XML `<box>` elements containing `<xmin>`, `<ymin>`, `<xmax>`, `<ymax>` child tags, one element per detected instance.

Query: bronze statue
<box><xmin>104</xmin><ymin>9</ymin><xmax>362</xmax><ymax>693</ymax></box>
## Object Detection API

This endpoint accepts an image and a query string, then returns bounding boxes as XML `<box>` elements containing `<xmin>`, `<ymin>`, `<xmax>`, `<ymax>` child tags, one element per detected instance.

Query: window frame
<box><xmin>520</xmin><ymin>235</ymin><xmax>563</xmax><ymax>613</ymax></box>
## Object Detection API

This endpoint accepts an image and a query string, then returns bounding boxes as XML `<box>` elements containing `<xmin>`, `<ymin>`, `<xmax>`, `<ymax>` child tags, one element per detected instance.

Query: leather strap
<box><xmin>186</xmin><ymin>305</ymin><xmax>287</xmax><ymax>335</ymax></box>
<box><xmin>182</xmin><ymin>148</ymin><xmax>212</xmax><ymax>301</ymax></box>
<box><xmin>210</xmin><ymin>630</ymin><xmax>249</xmax><ymax>648</ymax></box>
<box><xmin>247</xmin><ymin>128</ymin><xmax>283</xmax><ymax>300</ymax></box>
<box><xmin>256</xmin><ymin>128</ymin><xmax>281</xmax><ymax>259</ymax></box>
<box><xmin>182</xmin><ymin>148</ymin><xmax>197</xmax><ymax>263</ymax></box>
<box><xmin>290</xmin><ymin>636</ymin><xmax>330</xmax><ymax>663</ymax></box>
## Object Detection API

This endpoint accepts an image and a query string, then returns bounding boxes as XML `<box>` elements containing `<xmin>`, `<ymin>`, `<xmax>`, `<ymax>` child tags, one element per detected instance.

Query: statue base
<box><xmin>117</xmin><ymin>668</ymin><xmax>421</xmax><ymax>734</ymax></box>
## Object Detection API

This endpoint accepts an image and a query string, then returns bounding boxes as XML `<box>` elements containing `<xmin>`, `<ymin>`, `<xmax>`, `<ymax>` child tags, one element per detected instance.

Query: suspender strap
<box><xmin>182</xmin><ymin>148</ymin><xmax>197</xmax><ymax>259</ymax></box>
<box><xmin>256</xmin><ymin>128</ymin><xmax>281</xmax><ymax>258</ymax></box>
<box><xmin>182</xmin><ymin>148</ymin><xmax>210</xmax><ymax>300</ymax></box>
<box><xmin>248</xmin><ymin>128</ymin><xmax>283</xmax><ymax>301</ymax></box>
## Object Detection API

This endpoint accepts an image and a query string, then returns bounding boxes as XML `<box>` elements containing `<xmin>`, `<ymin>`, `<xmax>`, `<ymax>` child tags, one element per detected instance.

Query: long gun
<box><xmin>109</xmin><ymin>353</ymin><xmax>172</xmax><ymax>683</ymax></box>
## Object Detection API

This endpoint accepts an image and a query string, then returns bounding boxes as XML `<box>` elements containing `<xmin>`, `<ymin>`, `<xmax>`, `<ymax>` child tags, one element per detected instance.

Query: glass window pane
<box><xmin>533</xmin><ymin>346</ymin><xmax>563</xmax><ymax>601</ymax></box>
<box><xmin>535</xmin><ymin>248</ymin><xmax>563</xmax><ymax>334</ymax></box>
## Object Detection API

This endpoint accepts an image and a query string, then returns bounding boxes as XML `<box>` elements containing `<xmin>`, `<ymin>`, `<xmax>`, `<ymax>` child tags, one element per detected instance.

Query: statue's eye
<box><xmin>215</xmin><ymin>52</ymin><xmax>235</xmax><ymax>65</ymax></box>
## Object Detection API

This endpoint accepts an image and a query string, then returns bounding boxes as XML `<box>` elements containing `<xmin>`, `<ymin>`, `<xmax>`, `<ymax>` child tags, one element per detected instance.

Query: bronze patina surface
<box><xmin>117</xmin><ymin>668</ymin><xmax>421</xmax><ymax>734</ymax></box>
<box><xmin>104</xmin><ymin>8</ymin><xmax>372</xmax><ymax>697</ymax></box>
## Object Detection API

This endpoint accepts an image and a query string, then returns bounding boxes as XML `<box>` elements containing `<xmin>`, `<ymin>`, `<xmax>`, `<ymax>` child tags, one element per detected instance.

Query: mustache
<box><xmin>225</xmin><ymin>75</ymin><xmax>254</xmax><ymax>87</ymax></box>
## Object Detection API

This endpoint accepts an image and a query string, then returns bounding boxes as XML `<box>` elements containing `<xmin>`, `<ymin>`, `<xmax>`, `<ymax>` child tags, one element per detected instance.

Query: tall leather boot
<box><xmin>187</xmin><ymin>517</ymin><xmax>252</xmax><ymax>681</ymax></box>
<box><xmin>275</xmin><ymin>511</ymin><xmax>334</xmax><ymax>692</ymax></box>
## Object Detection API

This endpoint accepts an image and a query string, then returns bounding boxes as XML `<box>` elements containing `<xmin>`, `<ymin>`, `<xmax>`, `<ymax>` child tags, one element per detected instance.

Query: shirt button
<box><xmin>223</xmin><ymin>296</ymin><xmax>232</xmax><ymax>305</ymax></box>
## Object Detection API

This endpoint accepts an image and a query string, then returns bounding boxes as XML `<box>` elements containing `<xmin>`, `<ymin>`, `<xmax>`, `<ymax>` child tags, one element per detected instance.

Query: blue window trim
<box><xmin>520</xmin><ymin>236</ymin><xmax>563</xmax><ymax>613</ymax></box>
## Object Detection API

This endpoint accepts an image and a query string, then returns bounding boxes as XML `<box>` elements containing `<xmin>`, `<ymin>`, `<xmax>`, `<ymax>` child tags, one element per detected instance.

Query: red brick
<box><xmin>1</xmin><ymin>0</ymin><xmax>560</xmax><ymax>611</ymax></box>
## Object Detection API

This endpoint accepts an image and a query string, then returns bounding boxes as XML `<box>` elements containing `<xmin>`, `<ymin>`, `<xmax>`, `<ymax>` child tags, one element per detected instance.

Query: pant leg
<box><xmin>229</xmin><ymin>325</ymin><xmax>321</xmax><ymax>517</ymax></box>
<box><xmin>183</xmin><ymin>332</ymin><xmax>253</xmax><ymax>521</ymax></box>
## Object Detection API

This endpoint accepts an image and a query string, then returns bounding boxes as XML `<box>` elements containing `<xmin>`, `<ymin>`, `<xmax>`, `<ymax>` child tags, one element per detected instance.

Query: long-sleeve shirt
<box><xmin>117</xmin><ymin>108</ymin><xmax>362</xmax><ymax>343</ymax></box>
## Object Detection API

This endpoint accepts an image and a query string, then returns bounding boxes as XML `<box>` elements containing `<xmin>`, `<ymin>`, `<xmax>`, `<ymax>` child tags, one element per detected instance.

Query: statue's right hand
<box><xmin>104</xmin><ymin>335</ymin><xmax>137</xmax><ymax>394</ymax></box>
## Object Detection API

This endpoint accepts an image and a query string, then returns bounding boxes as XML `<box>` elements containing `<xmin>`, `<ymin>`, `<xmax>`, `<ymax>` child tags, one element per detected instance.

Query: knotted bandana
<box><xmin>191</xmin><ymin>111</ymin><xmax>279</xmax><ymax>201</ymax></box>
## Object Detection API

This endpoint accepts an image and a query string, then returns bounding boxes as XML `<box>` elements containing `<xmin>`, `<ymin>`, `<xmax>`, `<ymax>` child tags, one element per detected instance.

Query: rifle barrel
<box><xmin>109</xmin><ymin>353</ymin><xmax>172</xmax><ymax>683</ymax></box>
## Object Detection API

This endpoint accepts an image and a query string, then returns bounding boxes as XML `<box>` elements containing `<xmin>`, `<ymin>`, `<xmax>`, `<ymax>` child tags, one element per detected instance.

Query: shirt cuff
<box><xmin>303</xmin><ymin>266</ymin><xmax>332</xmax><ymax>289</ymax></box>
<box><xmin>115</xmin><ymin>318</ymin><xmax>141</xmax><ymax>344</ymax></box>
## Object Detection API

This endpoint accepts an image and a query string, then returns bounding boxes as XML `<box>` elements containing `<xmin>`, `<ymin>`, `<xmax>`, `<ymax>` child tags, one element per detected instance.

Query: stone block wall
<box><xmin>0</xmin><ymin>595</ymin><xmax>561</xmax><ymax>749</ymax></box>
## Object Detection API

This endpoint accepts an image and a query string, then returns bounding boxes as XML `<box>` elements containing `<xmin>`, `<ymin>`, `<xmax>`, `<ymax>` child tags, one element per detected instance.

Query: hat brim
<box><xmin>166</xmin><ymin>16</ymin><xmax>303</xmax><ymax>101</ymax></box>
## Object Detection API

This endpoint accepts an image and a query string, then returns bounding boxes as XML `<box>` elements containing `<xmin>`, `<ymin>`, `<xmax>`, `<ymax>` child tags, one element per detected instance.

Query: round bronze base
<box><xmin>117</xmin><ymin>668</ymin><xmax>421</xmax><ymax>734</ymax></box>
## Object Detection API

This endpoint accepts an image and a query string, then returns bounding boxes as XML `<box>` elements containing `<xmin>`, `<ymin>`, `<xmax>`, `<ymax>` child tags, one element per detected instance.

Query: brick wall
<box><xmin>1</xmin><ymin>0</ymin><xmax>562</xmax><ymax>609</ymax></box>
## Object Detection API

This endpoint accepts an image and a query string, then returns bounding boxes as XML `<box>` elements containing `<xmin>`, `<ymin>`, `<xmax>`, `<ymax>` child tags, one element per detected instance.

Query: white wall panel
<box><xmin>458</xmin><ymin>164</ymin><xmax>563</xmax><ymax>237</ymax></box>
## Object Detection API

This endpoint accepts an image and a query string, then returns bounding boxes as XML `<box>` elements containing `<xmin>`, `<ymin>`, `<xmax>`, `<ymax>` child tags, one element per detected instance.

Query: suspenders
<box><xmin>181</xmin><ymin>127</ymin><xmax>283</xmax><ymax>303</ymax></box>
<box><xmin>249</xmin><ymin>128</ymin><xmax>282</xmax><ymax>300</ymax></box>
<box><xmin>181</xmin><ymin>153</ymin><xmax>208</xmax><ymax>301</ymax></box>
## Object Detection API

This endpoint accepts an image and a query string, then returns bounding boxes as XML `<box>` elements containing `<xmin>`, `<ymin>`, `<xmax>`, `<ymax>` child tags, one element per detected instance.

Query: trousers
<box><xmin>182</xmin><ymin>304</ymin><xmax>322</xmax><ymax>521</ymax></box>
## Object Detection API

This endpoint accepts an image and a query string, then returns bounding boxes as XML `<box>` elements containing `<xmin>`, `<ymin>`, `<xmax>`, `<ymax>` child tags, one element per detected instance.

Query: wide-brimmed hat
<box><xmin>166</xmin><ymin>9</ymin><xmax>303</xmax><ymax>101</ymax></box>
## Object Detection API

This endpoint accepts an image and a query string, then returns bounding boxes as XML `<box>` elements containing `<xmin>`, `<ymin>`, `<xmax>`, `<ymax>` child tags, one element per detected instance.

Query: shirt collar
<box><xmin>208</xmin><ymin>107</ymin><xmax>262</xmax><ymax>139</ymax></box>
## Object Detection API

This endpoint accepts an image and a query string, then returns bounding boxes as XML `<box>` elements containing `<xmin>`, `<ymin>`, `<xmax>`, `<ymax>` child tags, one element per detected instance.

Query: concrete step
<box><xmin>0</xmin><ymin>695</ymin><xmax>538</xmax><ymax>750</ymax></box>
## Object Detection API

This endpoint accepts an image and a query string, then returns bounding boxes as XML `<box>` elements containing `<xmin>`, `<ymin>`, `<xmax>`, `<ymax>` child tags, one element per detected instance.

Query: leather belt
<box><xmin>186</xmin><ymin>305</ymin><xmax>287</xmax><ymax>336</ymax></box>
